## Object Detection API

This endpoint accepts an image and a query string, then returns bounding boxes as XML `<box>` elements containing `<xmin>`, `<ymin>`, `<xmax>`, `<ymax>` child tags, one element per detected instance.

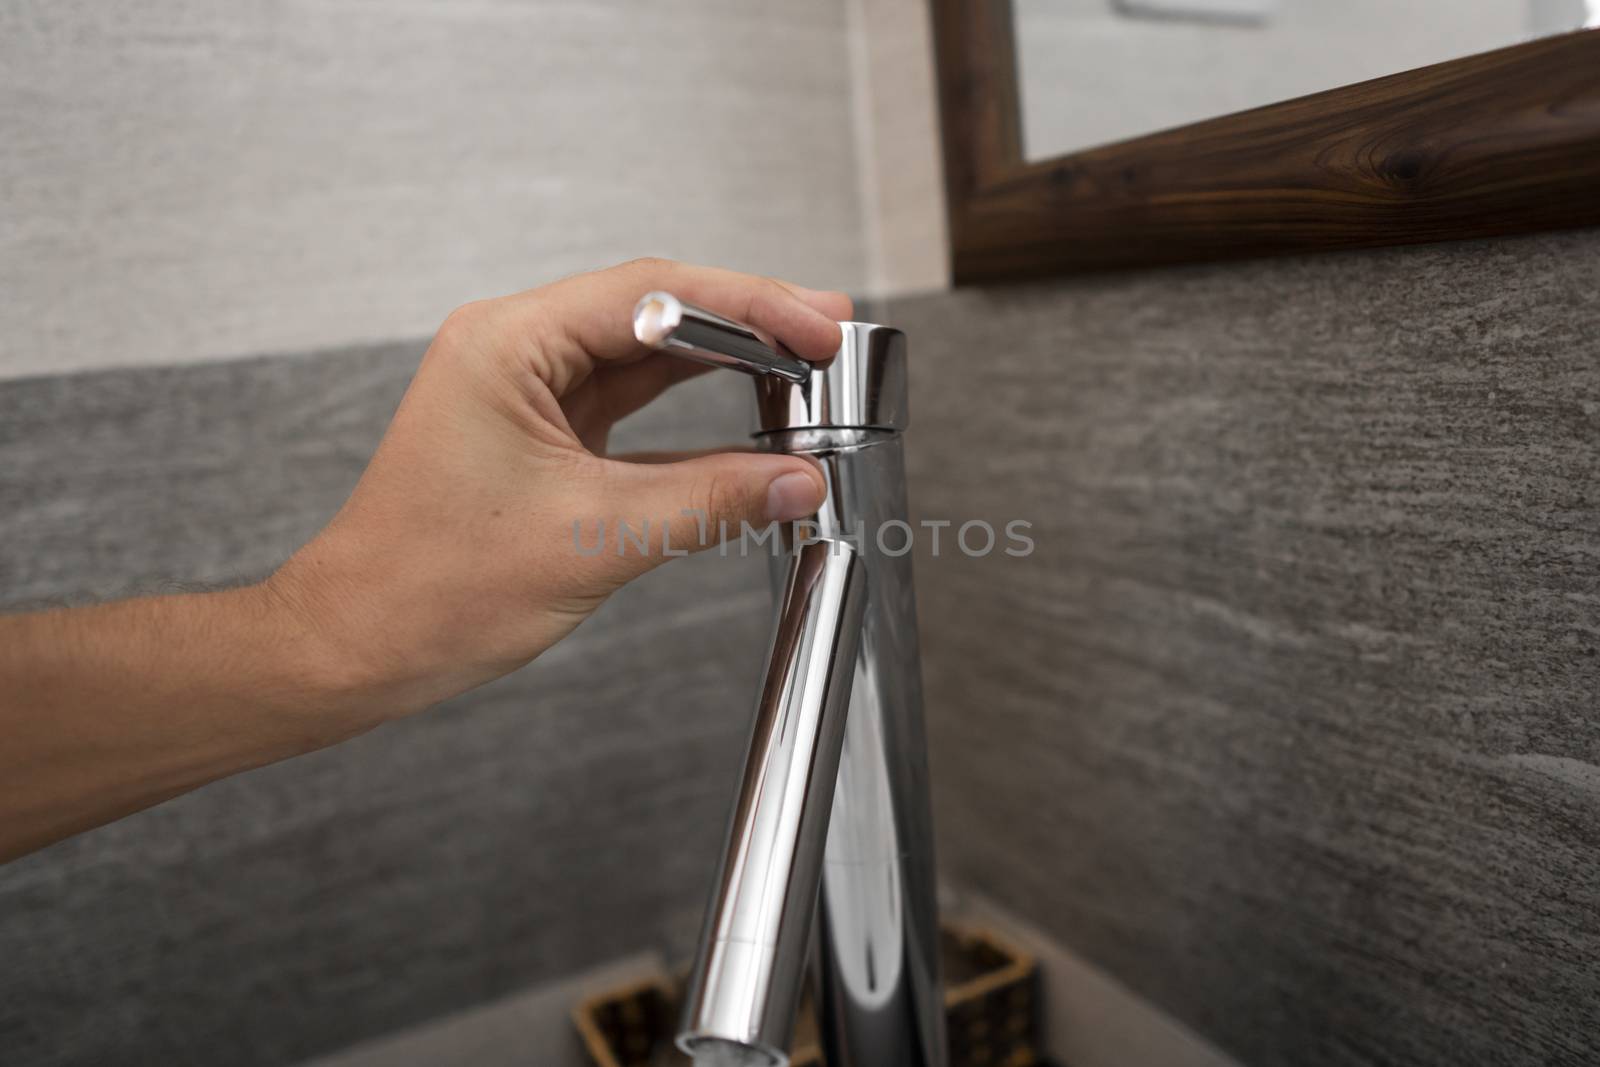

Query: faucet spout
<box><xmin>678</xmin><ymin>539</ymin><xmax>867</xmax><ymax>1066</ymax></box>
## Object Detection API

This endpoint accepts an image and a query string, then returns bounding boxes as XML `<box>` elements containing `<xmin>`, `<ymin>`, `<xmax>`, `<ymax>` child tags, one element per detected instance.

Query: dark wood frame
<box><xmin>931</xmin><ymin>1</ymin><xmax>1600</xmax><ymax>283</ymax></box>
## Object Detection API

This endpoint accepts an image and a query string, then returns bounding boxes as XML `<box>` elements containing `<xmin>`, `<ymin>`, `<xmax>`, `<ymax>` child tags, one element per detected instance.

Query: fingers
<box><xmin>606</xmin><ymin>445</ymin><xmax>757</xmax><ymax>464</ymax></box>
<box><xmin>562</xmin><ymin>355</ymin><xmax>713</xmax><ymax>451</ymax></box>
<box><xmin>772</xmin><ymin>279</ymin><xmax>854</xmax><ymax>324</ymax></box>
<box><xmin>530</xmin><ymin>258</ymin><xmax>850</xmax><ymax>366</ymax></box>
<box><xmin>585</xmin><ymin>450</ymin><xmax>826</xmax><ymax>583</ymax></box>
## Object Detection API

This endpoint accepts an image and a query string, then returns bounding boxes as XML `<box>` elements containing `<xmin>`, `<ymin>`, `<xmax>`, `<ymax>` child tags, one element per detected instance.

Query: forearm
<box><xmin>0</xmin><ymin>260</ymin><xmax>841</xmax><ymax>864</ymax></box>
<box><xmin>0</xmin><ymin>583</ymin><xmax>381</xmax><ymax>863</ymax></box>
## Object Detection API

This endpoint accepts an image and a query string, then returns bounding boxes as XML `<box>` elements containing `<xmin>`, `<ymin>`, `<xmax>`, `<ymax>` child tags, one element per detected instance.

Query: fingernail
<box><xmin>767</xmin><ymin>471</ymin><xmax>821</xmax><ymax>522</ymax></box>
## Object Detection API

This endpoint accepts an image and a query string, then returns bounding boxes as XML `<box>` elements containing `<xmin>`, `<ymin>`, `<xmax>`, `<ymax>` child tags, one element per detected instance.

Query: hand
<box><xmin>0</xmin><ymin>258</ymin><xmax>846</xmax><ymax>861</ymax></box>
<box><xmin>268</xmin><ymin>258</ymin><xmax>850</xmax><ymax>725</ymax></box>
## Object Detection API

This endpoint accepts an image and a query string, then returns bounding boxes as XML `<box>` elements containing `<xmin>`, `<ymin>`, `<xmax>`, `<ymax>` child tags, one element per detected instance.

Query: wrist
<box><xmin>262</xmin><ymin>532</ymin><xmax>485</xmax><ymax>728</ymax></box>
<box><xmin>256</xmin><ymin>562</ymin><xmax>416</xmax><ymax>734</ymax></box>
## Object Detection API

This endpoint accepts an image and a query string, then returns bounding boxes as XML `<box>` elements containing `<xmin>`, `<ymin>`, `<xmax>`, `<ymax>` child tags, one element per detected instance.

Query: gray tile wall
<box><xmin>0</xmin><ymin>352</ymin><xmax>773</xmax><ymax>1065</ymax></box>
<box><xmin>895</xmin><ymin>229</ymin><xmax>1600</xmax><ymax>1067</ymax></box>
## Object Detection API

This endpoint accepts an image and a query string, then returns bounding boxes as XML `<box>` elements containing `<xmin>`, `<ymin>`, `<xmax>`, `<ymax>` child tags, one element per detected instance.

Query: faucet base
<box><xmin>572</xmin><ymin>921</ymin><xmax>1040</xmax><ymax>1067</ymax></box>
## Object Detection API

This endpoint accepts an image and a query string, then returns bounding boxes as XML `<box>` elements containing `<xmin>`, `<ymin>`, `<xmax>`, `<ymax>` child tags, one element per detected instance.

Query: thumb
<box><xmin>592</xmin><ymin>451</ymin><xmax>826</xmax><ymax>580</ymax></box>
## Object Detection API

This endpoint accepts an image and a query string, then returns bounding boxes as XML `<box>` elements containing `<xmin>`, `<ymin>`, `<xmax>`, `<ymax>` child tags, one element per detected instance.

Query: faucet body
<box><xmin>769</xmin><ymin>424</ymin><xmax>945</xmax><ymax>1067</ymax></box>
<box><xmin>633</xmin><ymin>296</ymin><xmax>944</xmax><ymax>1067</ymax></box>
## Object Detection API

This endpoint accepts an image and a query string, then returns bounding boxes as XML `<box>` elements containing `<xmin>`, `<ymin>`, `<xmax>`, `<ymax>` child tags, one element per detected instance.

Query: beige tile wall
<box><xmin>0</xmin><ymin>0</ymin><xmax>867</xmax><ymax>378</ymax></box>
<box><xmin>846</xmin><ymin>0</ymin><xmax>950</xmax><ymax>297</ymax></box>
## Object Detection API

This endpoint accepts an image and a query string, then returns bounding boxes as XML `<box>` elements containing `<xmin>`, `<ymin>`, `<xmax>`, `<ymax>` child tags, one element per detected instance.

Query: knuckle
<box><xmin>757</xmin><ymin>275</ymin><xmax>789</xmax><ymax>304</ymax></box>
<box><xmin>690</xmin><ymin>472</ymin><xmax>722</xmax><ymax>519</ymax></box>
<box><xmin>750</xmin><ymin>276</ymin><xmax>795</xmax><ymax>321</ymax></box>
<box><xmin>694</xmin><ymin>471</ymin><xmax>744</xmax><ymax>521</ymax></box>
<box><xmin>435</xmin><ymin>300</ymin><xmax>489</xmax><ymax>347</ymax></box>
<box><xmin>618</xmin><ymin>256</ymin><xmax>674</xmax><ymax>276</ymax></box>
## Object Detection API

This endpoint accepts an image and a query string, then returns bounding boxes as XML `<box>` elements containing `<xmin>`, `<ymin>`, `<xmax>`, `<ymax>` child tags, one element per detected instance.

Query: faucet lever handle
<box><xmin>633</xmin><ymin>291</ymin><xmax>812</xmax><ymax>385</ymax></box>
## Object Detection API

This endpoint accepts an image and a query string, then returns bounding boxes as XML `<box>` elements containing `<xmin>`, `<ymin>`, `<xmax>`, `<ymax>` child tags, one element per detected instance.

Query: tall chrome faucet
<box><xmin>634</xmin><ymin>294</ymin><xmax>946</xmax><ymax>1067</ymax></box>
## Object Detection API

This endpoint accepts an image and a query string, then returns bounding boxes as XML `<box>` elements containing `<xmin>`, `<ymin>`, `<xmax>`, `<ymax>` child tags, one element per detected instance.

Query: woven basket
<box><xmin>572</xmin><ymin>922</ymin><xmax>1037</xmax><ymax>1067</ymax></box>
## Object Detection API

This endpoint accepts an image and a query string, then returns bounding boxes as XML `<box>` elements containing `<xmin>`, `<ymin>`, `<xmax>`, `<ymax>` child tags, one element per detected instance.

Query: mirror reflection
<box><xmin>1013</xmin><ymin>0</ymin><xmax>1600</xmax><ymax>160</ymax></box>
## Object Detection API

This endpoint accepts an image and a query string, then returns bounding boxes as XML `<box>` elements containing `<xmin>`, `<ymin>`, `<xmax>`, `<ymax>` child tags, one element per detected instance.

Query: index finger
<box><xmin>524</xmin><ymin>258</ymin><xmax>848</xmax><ymax>367</ymax></box>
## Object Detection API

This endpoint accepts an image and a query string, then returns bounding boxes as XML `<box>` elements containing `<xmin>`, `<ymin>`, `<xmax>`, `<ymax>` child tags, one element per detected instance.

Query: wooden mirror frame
<box><xmin>930</xmin><ymin>2</ymin><xmax>1600</xmax><ymax>283</ymax></box>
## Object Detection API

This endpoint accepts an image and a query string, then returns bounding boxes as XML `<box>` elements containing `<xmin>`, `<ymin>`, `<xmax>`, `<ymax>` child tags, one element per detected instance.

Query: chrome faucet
<box><xmin>634</xmin><ymin>294</ymin><xmax>946</xmax><ymax>1067</ymax></box>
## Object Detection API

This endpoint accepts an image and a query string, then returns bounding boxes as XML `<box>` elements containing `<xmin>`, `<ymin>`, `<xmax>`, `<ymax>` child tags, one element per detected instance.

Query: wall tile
<box><xmin>0</xmin><ymin>0</ymin><xmax>865</xmax><ymax>379</ymax></box>
<box><xmin>848</xmin><ymin>0</ymin><xmax>949</xmax><ymax>296</ymax></box>
<box><xmin>0</xmin><ymin>348</ymin><xmax>774</xmax><ymax>1065</ymax></box>
<box><xmin>894</xmin><ymin>229</ymin><xmax>1600</xmax><ymax>1066</ymax></box>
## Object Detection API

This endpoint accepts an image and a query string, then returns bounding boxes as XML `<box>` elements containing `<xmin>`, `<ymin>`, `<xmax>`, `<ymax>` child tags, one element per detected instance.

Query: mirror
<box><xmin>930</xmin><ymin>0</ymin><xmax>1600</xmax><ymax>281</ymax></box>
<box><xmin>1012</xmin><ymin>0</ymin><xmax>1600</xmax><ymax>160</ymax></box>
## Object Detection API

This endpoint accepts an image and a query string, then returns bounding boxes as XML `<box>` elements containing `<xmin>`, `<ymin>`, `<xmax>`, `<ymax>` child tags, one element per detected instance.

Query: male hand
<box><xmin>269</xmin><ymin>258</ymin><xmax>849</xmax><ymax>721</ymax></box>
